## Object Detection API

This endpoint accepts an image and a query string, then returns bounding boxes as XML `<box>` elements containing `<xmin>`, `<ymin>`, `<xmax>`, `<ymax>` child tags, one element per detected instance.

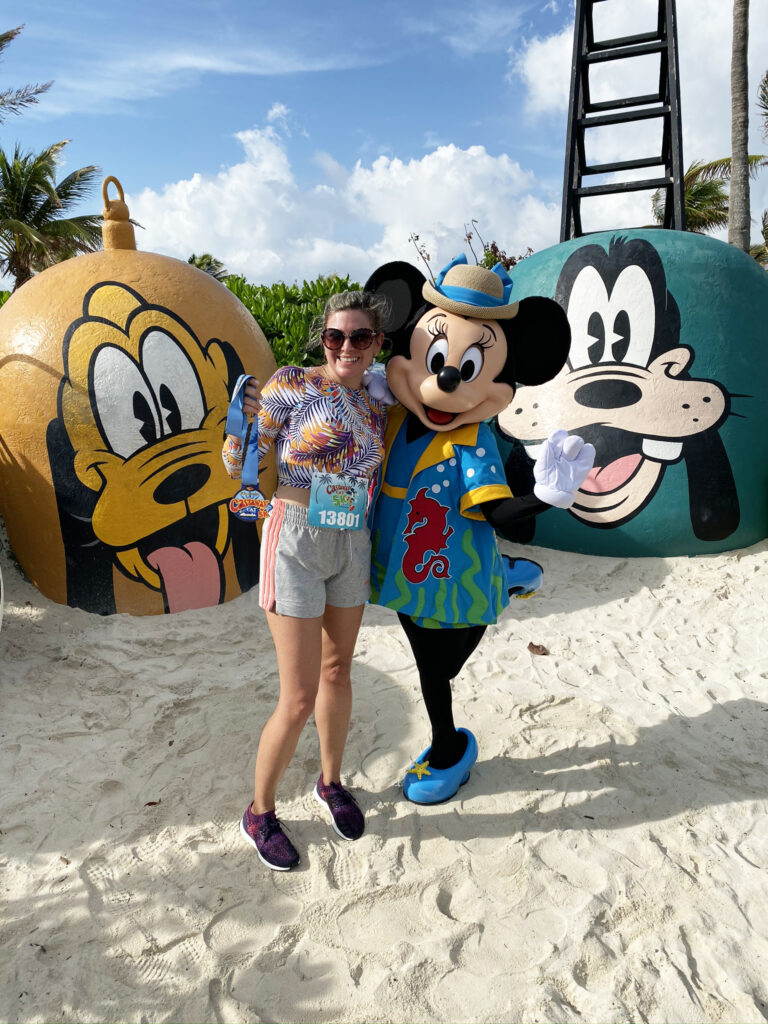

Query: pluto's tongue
<box><xmin>147</xmin><ymin>542</ymin><xmax>222</xmax><ymax>613</ymax></box>
<box><xmin>581</xmin><ymin>454</ymin><xmax>642</xmax><ymax>494</ymax></box>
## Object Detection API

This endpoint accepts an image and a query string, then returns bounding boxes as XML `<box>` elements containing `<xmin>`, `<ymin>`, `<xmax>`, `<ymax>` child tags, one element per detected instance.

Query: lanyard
<box><xmin>225</xmin><ymin>374</ymin><xmax>260</xmax><ymax>488</ymax></box>
<box><xmin>226</xmin><ymin>375</ymin><xmax>272</xmax><ymax>520</ymax></box>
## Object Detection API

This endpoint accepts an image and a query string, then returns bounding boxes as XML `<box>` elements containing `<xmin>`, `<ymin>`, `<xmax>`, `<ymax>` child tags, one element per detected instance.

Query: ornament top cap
<box><xmin>101</xmin><ymin>176</ymin><xmax>136</xmax><ymax>251</ymax></box>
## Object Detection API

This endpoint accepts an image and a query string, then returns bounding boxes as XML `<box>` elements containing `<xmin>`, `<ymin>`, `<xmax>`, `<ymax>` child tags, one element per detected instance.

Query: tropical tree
<box><xmin>0</xmin><ymin>25</ymin><xmax>51</xmax><ymax>123</ymax></box>
<box><xmin>749</xmin><ymin>210</ymin><xmax>768</xmax><ymax>266</ymax></box>
<box><xmin>728</xmin><ymin>0</ymin><xmax>750</xmax><ymax>251</ymax></box>
<box><xmin>0</xmin><ymin>141</ymin><xmax>102</xmax><ymax>291</ymax></box>
<box><xmin>188</xmin><ymin>252</ymin><xmax>228</xmax><ymax>281</ymax></box>
<box><xmin>759</xmin><ymin>70</ymin><xmax>768</xmax><ymax>140</ymax></box>
<box><xmin>652</xmin><ymin>156</ymin><xmax>767</xmax><ymax>233</ymax></box>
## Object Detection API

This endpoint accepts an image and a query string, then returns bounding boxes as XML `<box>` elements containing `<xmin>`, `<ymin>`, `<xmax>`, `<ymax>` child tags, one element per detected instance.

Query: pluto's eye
<box><xmin>142</xmin><ymin>330</ymin><xmax>205</xmax><ymax>436</ymax></box>
<box><xmin>459</xmin><ymin>345</ymin><xmax>484</xmax><ymax>382</ymax></box>
<box><xmin>93</xmin><ymin>346</ymin><xmax>161</xmax><ymax>458</ymax></box>
<box><xmin>426</xmin><ymin>337</ymin><xmax>449</xmax><ymax>375</ymax></box>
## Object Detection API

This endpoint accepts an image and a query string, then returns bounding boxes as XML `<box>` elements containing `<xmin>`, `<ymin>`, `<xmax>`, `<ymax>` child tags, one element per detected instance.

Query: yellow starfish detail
<box><xmin>407</xmin><ymin>760</ymin><xmax>431</xmax><ymax>779</ymax></box>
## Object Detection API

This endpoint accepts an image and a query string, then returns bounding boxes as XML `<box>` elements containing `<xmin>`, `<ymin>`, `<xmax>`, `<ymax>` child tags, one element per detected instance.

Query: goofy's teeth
<box><xmin>642</xmin><ymin>439</ymin><xmax>683</xmax><ymax>461</ymax></box>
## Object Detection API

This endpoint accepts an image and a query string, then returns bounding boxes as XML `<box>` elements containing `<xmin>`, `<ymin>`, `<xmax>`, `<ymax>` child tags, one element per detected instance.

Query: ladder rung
<box><xmin>582</xmin><ymin>156</ymin><xmax>665</xmax><ymax>175</ymax></box>
<box><xmin>579</xmin><ymin>105</ymin><xmax>669</xmax><ymax>127</ymax></box>
<box><xmin>576</xmin><ymin>177</ymin><xmax>672</xmax><ymax>197</ymax></box>
<box><xmin>592</xmin><ymin>31</ymin><xmax>663</xmax><ymax>49</ymax></box>
<box><xmin>586</xmin><ymin>40</ymin><xmax>665</xmax><ymax>62</ymax></box>
<box><xmin>587</xmin><ymin>93</ymin><xmax>663</xmax><ymax>112</ymax></box>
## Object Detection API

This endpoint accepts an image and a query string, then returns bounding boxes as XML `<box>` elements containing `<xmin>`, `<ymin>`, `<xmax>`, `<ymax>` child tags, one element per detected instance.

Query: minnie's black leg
<box><xmin>397</xmin><ymin>614</ymin><xmax>486</xmax><ymax>769</ymax></box>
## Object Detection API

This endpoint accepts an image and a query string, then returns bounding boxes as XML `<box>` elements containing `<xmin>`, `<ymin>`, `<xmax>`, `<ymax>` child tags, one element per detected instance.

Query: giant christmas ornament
<box><xmin>495</xmin><ymin>229</ymin><xmax>768</xmax><ymax>556</ymax></box>
<box><xmin>0</xmin><ymin>176</ymin><xmax>276</xmax><ymax>614</ymax></box>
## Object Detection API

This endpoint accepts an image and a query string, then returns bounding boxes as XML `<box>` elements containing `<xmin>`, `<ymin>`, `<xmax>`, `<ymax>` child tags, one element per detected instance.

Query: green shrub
<box><xmin>0</xmin><ymin>290</ymin><xmax>10</xmax><ymax>308</ymax></box>
<box><xmin>226</xmin><ymin>273</ymin><xmax>361</xmax><ymax>368</ymax></box>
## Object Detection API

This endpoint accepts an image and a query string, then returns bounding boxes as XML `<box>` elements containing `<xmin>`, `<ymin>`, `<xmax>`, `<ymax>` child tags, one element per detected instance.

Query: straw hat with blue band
<box><xmin>422</xmin><ymin>254</ymin><xmax>520</xmax><ymax>320</ymax></box>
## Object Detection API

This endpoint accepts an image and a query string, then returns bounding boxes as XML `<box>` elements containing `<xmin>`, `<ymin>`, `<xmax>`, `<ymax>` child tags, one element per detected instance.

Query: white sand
<box><xmin>2</xmin><ymin>517</ymin><xmax>768</xmax><ymax>1024</ymax></box>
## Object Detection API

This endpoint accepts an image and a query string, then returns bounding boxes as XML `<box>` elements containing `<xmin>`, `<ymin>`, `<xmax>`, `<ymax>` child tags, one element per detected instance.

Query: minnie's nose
<box><xmin>436</xmin><ymin>366</ymin><xmax>461</xmax><ymax>393</ymax></box>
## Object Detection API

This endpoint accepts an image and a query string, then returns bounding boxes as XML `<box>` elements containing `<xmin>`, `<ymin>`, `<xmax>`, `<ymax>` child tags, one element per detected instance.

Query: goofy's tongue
<box><xmin>580</xmin><ymin>454</ymin><xmax>642</xmax><ymax>494</ymax></box>
<box><xmin>147</xmin><ymin>542</ymin><xmax>223</xmax><ymax>613</ymax></box>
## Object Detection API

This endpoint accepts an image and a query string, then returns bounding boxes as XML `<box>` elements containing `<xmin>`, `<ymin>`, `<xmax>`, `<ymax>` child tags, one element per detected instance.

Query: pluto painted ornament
<box><xmin>0</xmin><ymin>177</ymin><xmax>277</xmax><ymax>614</ymax></box>
<box><xmin>495</xmin><ymin>230</ymin><xmax>768</xmax><ymax>556</ymax></box>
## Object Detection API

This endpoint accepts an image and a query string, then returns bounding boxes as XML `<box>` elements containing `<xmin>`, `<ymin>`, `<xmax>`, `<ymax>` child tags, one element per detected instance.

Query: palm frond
<box><xmin>0</xmin><ymin>25</ymin><xmax>53</xmax><ymax>123</ymax></box>
<box><xmin>685</xmin><ymin>155</ymin><xmax>767</xmax><ymax>183</ymax></box>
<box><xmin>0</xmin><ymin>25</ymin><xmax>24</xmax><ymax>51</ymax></box>
<box><xmin>758</xmin><ymin>71</ymin><xmax>768</xmax><ymax>142</ymax></box>
<box><xmin>0</xmin><ymin>139</ymin><xmax>101</xmax><ymax>289</ymax></box>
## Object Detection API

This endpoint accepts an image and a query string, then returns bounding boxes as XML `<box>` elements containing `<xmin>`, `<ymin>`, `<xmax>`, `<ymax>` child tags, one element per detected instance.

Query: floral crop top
<box><xmin>224</xmin><ymin>366</ymin><xmax>387</xmax><ymax>489</ymax></box>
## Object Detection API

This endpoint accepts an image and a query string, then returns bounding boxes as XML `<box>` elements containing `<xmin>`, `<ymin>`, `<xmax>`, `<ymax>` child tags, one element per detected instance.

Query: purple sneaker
<box><xmin>240</xmin><ymin>806</ymin><xmax>300</xmax><ymax>871</ymax></box>
<box><xmin>314</xmin><ymin>776</ymin><xmax>365</xmax><ymax>841</ymax></box>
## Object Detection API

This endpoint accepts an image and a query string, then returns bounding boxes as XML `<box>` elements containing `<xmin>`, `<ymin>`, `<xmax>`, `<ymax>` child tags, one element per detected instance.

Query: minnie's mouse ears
<box><xmin>365</xmin><ymin>262</ymin><xmax>427</xmax><ymax>353</ymax></box>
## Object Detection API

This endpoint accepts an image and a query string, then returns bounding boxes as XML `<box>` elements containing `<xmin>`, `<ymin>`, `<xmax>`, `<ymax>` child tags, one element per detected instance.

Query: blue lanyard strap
<box><xmin>225</xmin><ymin>374</ymin><xmax>260</xmax><ymax>487</ymax></box>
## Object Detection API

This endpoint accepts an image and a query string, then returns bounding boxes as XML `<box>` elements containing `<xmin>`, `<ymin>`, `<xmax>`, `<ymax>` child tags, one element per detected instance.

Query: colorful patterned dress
<box><xmin>370</xmin><ymin>404</ymin><xmax>513</xmax><ymax>629</ymax></box>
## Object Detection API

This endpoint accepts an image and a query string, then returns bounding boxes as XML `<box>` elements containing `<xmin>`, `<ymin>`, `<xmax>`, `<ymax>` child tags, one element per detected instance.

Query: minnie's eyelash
<box><xmin>428</xmin><ymin>319</ymin><xmax>448</xmax><ymax>338</ymax></box>
<box><xmin>428</xmin><ymin>319</ymin><xmax>494</xmax><ymax>348</ymax></box>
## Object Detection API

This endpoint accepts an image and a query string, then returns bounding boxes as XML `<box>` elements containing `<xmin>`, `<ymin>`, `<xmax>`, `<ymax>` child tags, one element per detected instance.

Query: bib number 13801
<box><xmin>308</xmin><ymin>471</ymin><xmax>367</xmax><ymax>530</ymax></box>
<box><xmin>316</xmin><ymin>508</ymin><xmax>361</xmax><ymax>528</ymax></box>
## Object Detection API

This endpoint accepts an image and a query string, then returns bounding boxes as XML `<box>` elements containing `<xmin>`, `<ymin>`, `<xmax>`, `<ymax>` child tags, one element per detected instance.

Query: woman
<box><xmin>223</xmin><ymin>291</ymin><xmax>388</xmax><ymax>871</ymax></box>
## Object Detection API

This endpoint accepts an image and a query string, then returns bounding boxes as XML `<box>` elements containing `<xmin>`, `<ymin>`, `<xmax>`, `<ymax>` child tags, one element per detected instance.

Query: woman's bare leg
<box><xmin>314</xmin><ymin>603</ymin><xmax>365</xmax><ymax>785</ymax></box>
<box><xmin>251</xmin><ymin>610</ymin><xmax>323</xmax><ymax>814</ymax></box>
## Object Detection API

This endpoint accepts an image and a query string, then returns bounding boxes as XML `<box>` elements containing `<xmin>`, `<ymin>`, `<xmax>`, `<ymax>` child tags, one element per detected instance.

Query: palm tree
<box><xmin>0</xmin><ymin>26</ymin><xmax>52</xmax><ymax>123</ymax></box>
<box><xmin>188</xmin><ymin>253</ymin><xmax>228</xmax><ymax>281</ymax></box>
<box><xmin>750</xmin><ymin>210</ymin><xmax>768</xmax><ymax>267</ymax></box>
<box><xmin>728</xmin><ymin>0</ymin><xmax>750</xmax><ymax>251</ymax></box>
<box><xmin>759</xmin><ymin>70</ymin><xmax>768</xmax><ymax>140</ymax></box>
<box><xmin>652</xmin><ymin>156</ymin><xmax>767</xmax><ymax>232</ymax></box>
<box><xmin>0</xmin><ymin>141</ymin><xmax>102</xmax><ymax>291</ymax></box>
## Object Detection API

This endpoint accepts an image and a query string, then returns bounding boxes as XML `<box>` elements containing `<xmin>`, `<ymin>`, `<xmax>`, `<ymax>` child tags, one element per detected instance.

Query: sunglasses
<box><xmin>321</xmin><ymin>328</ymin><xmax>379</xmax><ymax>351</ymax></box>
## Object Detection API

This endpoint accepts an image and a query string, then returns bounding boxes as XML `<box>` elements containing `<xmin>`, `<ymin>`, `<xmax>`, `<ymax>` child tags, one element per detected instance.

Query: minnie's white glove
<box><xmin>362</xmin><ymin>364</ymin><xmax>398</xmax><ymax>405</ymax></box>
<box><xmin>533</xmin><ymin>429</ymin><xmax>596</xmax><ymax>509</ymax></box>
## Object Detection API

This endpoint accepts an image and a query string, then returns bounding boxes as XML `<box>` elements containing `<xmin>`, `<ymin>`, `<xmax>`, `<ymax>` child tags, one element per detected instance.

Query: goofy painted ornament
<box><xmin>0</xmin><ymin>177</ymin><xmax>277</xmax><ymax>615</ymax></box>
<box><xmin>495</xmin><ymin>230</ymin><xmax>768</xmax><ymax>556</ymax></box>
<box><xmin>365</xmin><ymin>256</ymin><xmax>594</xmax><ymax>804</ymax></box>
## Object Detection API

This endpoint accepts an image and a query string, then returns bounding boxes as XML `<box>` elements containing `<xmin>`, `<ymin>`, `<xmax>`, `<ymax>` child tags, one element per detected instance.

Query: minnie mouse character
<box><xmin>365</xmin><ymin>255</ymin><xmax>595</xmax><ymax>804</ymax></box>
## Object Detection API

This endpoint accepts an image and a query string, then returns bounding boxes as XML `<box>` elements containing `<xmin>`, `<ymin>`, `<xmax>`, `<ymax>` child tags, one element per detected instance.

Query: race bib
<box><xmin>308</xmin><ymin>472</ymin><xmax>367</xmax><ymax>530</ymax></box>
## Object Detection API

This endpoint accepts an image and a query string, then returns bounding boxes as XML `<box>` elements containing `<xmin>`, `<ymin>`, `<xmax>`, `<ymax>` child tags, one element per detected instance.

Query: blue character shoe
<box><xmin>503</xmin><ymin>555</ymin><xmax>543</xmax><ymax>598</ymax></box>
<box><xmin>402</xmin><ymin>728</ymin><xmax>479</xmax><ymax>804</ymax></box>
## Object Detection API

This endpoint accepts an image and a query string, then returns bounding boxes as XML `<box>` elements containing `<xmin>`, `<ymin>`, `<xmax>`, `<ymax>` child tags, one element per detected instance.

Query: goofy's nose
<box><xmin>574</xmin><ymin>379</ymin><xmax>643</xmax><ymax>409</ymax></box>
<box><xmin>436</xmin><ymin>366</ymin><xmax>461</xmax><ymax>393</ymax></box>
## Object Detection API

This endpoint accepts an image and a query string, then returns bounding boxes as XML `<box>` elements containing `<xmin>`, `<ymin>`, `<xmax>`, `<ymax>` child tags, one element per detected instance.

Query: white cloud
<box><xmin>402</xmin><ymin>0</ymin><xmax>538</xmax><ymax>57</ymax></box>
<box><xmin>126</xmin><ymin>126</ymin><xmax>561</xmax><ymax>287</ymax></box>
<box><xmin>33</xmin><ymin>45</ymin><xmax>381</xmax><ymax>118</ymax></box>
<box><xmin>266</xmin><ymin>103</ymin><xmax>291</xmax><ymax>132</ymax></box>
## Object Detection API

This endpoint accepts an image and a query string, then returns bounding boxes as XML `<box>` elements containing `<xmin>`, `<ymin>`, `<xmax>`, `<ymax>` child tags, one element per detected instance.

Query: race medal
<box><xmin>226</xmin><ymin>374</ymin><xmax>272</xmax><ymax>521</ymax></box>
<box><xmin>308</xmin><ymin>472</ymin><xmax>367</xmax><ymax>530</ymax></box>
<box><xmin>230</xmin><ymin>486</ymin><xmax>272</xmax><ymax>521</ymax></box>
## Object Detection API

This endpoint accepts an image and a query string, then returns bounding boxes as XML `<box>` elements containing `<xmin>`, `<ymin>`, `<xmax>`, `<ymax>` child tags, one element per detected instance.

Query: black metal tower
<box><xmin>560</xmin><ymin>0</ymin><xmax>686</xmax><ymax>241</ymax></box>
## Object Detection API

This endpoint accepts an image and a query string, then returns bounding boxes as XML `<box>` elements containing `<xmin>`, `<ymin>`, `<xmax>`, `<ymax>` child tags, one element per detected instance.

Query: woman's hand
<box><xmin>242</xmin><ymin>377</ymin><xmax>262</xmax><ymax>419</ymax></box>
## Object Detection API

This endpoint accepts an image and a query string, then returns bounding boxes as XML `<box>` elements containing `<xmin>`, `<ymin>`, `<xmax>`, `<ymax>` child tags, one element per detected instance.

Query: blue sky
<box><xmin>3</xmin><ymin>0</ymin><xmax>767</xmax><ymax>286</ymax></box>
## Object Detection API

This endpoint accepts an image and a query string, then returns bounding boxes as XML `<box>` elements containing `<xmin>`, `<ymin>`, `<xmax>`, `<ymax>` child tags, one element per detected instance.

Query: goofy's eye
<box><xmin>459</xmin><ymin>345</ymin><xmax>484</xmax><ymax>382</ymax></box>
<box><xmin>426</xmin><ymin>338</ymin><xmax>449</xmax><ymax>375</ymax></box>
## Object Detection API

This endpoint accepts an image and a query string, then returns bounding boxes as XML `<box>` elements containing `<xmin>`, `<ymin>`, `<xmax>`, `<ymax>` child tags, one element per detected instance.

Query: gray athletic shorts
<box><xmin>258</xmin><ymin>498</ymin><xmax>372</xmax><ymax>617</ymax></box>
